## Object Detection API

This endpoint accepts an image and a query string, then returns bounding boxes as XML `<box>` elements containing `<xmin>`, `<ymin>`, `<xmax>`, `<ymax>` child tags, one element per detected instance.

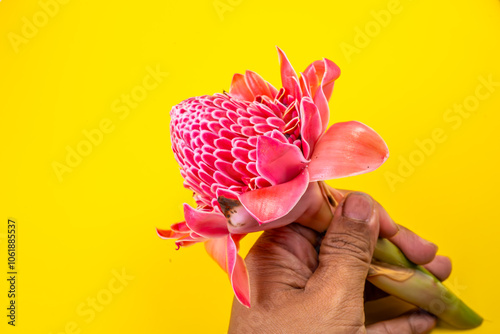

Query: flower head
<box><xmin>158</xmin><ymin>48</ymin><xmax>389</xmax><ymax>307</ymax></box>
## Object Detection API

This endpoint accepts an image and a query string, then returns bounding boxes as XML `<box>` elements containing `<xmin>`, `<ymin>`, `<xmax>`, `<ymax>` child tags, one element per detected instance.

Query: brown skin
<box><xmin>229</xmin><ymin>192</ymin><xmax>451</xmax><ymax>333</ymax></box>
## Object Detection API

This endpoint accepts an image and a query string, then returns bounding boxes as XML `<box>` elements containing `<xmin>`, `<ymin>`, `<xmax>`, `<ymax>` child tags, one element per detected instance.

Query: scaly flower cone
<box><xmin>158</xmin><ymin>47</ymin><xmax>482</xmax><ymax>329</ymax></box>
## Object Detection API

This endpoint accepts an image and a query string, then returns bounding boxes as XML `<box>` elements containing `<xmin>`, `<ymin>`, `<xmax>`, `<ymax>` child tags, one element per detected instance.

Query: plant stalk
<box><xmin>370</xmin><ymin>239</ymin><xmax>483</xmax><ymax>329</ymax></box>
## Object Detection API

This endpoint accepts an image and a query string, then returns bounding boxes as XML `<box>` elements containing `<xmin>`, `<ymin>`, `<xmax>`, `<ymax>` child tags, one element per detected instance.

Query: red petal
<box><xmin>244</xmin><ymin>70</ymin><xmax>277</xmax><ymax>99</ymax></box>
<box><xmin>302</xmin><ymin>65</ymin><xmax>319</xmax><ymax>96</ymax></box>
<box><xmin>175</xmin><ymin>239</ymin><xmax>200</xmax><ymax>248</ymax></box>
<box><xmin>239</xmin><ymin>168</ymin><xmax>310</xmax><ymax>224</ymax></box>
<box><xmin>156</xmin><ymin>228</ymin><xmax>188</xmax><ymax>239</ymax></box>
<box><xmin>303</xmin><ymin>59</ymin><xmax>340</xmax><ymax>100</ymax></box>
<box><xmin>227</xmin><ymin>234</ymin><xmax>251</xmax><ymax>307</ymax></box>
<box><xmin>320</xmin><ymin>58</ymin><xmax>340</xmax><ymax>100</ymax></box>
<box><xmin>313</xmin><ymin>87</ymin><xmax>330</xmax><ymax>133</ymax></box>
<box><xmin>229</xmin><ymin>73</ymin><xmax>254</xmax><ymax>102</ymax></box>
<box><xmin>303</xmin><ymin>59</ymin><xmax>341</xmax><ymax>132</ymax></box>
<box><xmin>277</xmin><ymin>47</ymin><xmax>300</xmax><ymax>98</ymax></box>
<box><xmin>170</xmin><ymin>221</ymin><xmax>190</xmax><ymax>233</ymax></box>
<box><xmin>184</xmin><ymin>204</ymin><xmax>229</xmax><ymax>238</ymax></box>
<box><xmin>299</xmin><ymin>97</ymin><xmax>322</xmax><ymax>159</ymax></box>
<box><xmin>299</xmin><ymin>73</ymin><xmax>311</xmax><ymax>97</ymax></box>
<box><xmin>204</xmin><ymin>235</ymin><xmax>251</xmax><ymax>307</ymax></box>
<box><xmin>290</xmin><ymin>76</ymin><xmax>303</xmax><ymax>101</ymax></box>
<box><xmin>256</xmin><ymin>135</ymin><xmax>306</xmax><ymax>185</ymax></box>
<box><xmin>309</xmin><ymin>121</ymin><xmax>389</xmax><ymax>181</ymax></box>
<box><xmin>205</xmin><ymin>237</ymin><xmax>227</xmax><ymax>271</ymax></box>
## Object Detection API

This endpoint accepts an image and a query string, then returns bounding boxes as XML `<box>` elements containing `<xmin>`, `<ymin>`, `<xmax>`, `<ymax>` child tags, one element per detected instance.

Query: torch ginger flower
<box><xmin>157</xmin><ymin>48</ymin><xmax>389</xmax><ymax>307</ymax></box>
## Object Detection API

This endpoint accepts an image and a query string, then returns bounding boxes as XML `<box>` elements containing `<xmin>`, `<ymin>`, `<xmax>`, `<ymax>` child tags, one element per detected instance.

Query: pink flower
<box><xmin>157</xmin><ymin>48</ymin><xmax>389</xmax><ymax>307</ymax></box>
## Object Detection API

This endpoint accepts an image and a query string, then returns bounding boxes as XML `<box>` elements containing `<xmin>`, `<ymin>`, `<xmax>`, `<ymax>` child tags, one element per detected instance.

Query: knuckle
<box><xmin>409</xmin><ymin>313</ymin><xmax>433</xmax><ymax>334</ymax></box>
<box><xmin>320</xmin><ymin>232</ymin><xmax>372</xmax><ymax>264</ymax></box>
<box><xmin>247</xmin><ymin>242</ymin><xmax>311</xmax><ymax>289</ymax></box>
<box><xmin>381</xmin><ymin>322</ymin><xmax>397</xmax><ymax>334</ymax></box>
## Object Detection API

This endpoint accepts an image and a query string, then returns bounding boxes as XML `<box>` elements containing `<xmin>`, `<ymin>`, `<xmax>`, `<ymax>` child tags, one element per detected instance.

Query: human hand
<box><xmin>228</xmin><ymin>191</ymin><xmax>452</xmax><ymax>333</ymax></box>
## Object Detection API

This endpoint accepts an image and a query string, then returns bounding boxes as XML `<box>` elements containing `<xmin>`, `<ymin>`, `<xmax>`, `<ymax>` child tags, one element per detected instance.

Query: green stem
<box><xmin>370</xmin><ymin>238</ymin><xmax>483</xmax><ymax>329</ymax></box>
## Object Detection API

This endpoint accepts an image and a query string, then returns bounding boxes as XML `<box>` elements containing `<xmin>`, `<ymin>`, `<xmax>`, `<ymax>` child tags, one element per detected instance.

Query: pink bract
<box><xmin>157</xmin><ymin>48</ymin><xmax>389</xmax><ymax>307</ymax></box>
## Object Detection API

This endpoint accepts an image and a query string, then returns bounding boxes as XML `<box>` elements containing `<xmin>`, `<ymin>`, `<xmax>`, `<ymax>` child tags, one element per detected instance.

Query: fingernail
<box><xmin>342</xmin><ymin>192</ymin><xmax>373</xmax><ymax>222</ymax></box>
<box><xmin>392</xmin><ymin>224</ymin><xmax>400</xmax><ymax>237</ymax></box>
<box><xmin>425</xmin><ymin>239</ymin><xmax>439</xmax><ymax>251</ymax></box>
<box><xmin>409</xmin><ymin>311</ymin><xmax>436</xmax><ymax>333</ymax></box>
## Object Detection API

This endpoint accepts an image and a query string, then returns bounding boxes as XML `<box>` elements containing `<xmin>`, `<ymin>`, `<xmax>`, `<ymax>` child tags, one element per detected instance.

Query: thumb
<box><xmin>307</xmin><ymin>192</ymin><xmax>379</xmax><ymax>307</ymax></box>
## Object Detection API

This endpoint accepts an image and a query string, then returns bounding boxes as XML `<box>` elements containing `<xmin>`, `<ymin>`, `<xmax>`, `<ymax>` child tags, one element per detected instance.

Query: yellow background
<box><xmin>1</xmin><ymin>0</ymin><xmax>499</xmax><ymax>333</ymax></box>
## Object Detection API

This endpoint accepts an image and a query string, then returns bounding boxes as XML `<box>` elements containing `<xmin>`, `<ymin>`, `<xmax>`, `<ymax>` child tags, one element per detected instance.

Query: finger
<box><xmin>390</xmin><ymin>225</ymin><xmax>438</xmax><ymax>264</ymax></box>
<box><xmin>261</xmin><ymin>224</ymin><xmax>320</xmax><ymax>272</ymax></box>
<box><xmin>366</xmin><ymin>310</ymin><xmax>436</xmax><ymax>334</ymax></box>
<box><xmin>288</xmin><ymin>223</ymin><xmax>322</xmax><ymax>247</ymax></box>
<box><xmin>423</xmin><ymin>255</ymin><xmax>452</xmax><ymax>281</ymax></box>
<box><xmin>307</xmin><ymin>192</ymin><xmax>379</xmax><ymax>305</ymax></box>
<box><xmin>377</xmin><ymin>203</ymin><xmax>400</xmax><ymax>238</ymax></box>
<box><xmin>327</xmin><ymin>186</ymin><xmax>399</xmax><ymax>238</ymax></box>
<box><xmin>330</xmin><ymin>186</ymin><xmax>440</xmax><ymax>265</ymax></box>
<box><xmin>245</xmin><ymin>225</ymin><xmax>319</xmax><ymax>294</ymax></box>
